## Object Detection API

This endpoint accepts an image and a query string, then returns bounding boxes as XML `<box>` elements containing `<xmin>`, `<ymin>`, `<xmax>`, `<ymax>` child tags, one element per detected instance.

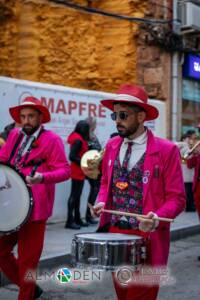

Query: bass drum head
<box><xmin>0</xmin><ymin>163</ymin><xmax>33</xmax><ymax>233</ymax></box>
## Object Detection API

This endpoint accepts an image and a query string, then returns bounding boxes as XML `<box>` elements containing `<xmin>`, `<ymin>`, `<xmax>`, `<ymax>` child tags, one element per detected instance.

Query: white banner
<box><xmin>0</xmin><ymin>77</ymin><xmax>166</xmax><ymax>221</ymax></box>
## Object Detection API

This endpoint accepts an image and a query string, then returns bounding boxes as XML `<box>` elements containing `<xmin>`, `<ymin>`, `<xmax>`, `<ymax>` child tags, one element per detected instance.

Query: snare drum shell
<box><xmin>71</xmin><ymin>233</ymin><xmax>147</xmax><ymax>270</ymax></box>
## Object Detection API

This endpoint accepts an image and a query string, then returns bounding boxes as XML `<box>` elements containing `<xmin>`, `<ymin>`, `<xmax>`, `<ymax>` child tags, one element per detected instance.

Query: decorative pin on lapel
<box><xmin>142</xmin><ymin>170</ymin><xmax>150</xmax><ymax>184</ymax></box>
<box><xmin>142</xmin><ymin>176</ymin><xmax>148</xmax><ymax>184</ymax></box>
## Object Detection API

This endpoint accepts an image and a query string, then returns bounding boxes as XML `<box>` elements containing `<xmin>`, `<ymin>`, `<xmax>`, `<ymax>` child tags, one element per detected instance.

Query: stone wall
<box><xmin>0</xmin><ymin>0</ymin><xmax>173</xmax><ymax>136</ymax></box>
<box><xmin>0</xmin><ymin>0</ymin><xmax>148</xmax><ymax>92</ymax></box>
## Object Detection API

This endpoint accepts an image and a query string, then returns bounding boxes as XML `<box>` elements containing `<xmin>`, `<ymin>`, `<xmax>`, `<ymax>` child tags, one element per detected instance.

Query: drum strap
<box><xmin>7</xmin><ymin>133</ymin><xmax>24</xmax><ymax>164</ymax></box>
<box><xmin>25</xmin><ymin>158</ymin><xmax>46</xmax><ymax>167</ymax></box>
<box><xmin>7</xmin><ymin>129</ymin><xmax>45</xmax><ymax>166</ymax></box>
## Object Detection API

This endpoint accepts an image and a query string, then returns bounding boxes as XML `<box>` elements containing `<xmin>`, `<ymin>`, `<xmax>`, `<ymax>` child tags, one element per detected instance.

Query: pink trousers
<box><xmin>0</xmin><ymin>220</ymin><xmax>46</xmax><ymax>300</ymax></box>
<box><xmin>109</xmin><ymin>226</ymin><xmax>159</xmax><ymax>300</ymax></box>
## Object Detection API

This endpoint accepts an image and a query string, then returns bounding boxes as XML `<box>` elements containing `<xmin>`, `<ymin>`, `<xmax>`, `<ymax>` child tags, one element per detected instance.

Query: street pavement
<box><xmin>0</xmin><ymin>211</ymin><xmax>200</xmax><ymax>299</ymax></box>
<box><xmin>1</xmin><ymin>233</ymin><xmax>200</xmax><ymax>300</ymax></box>
<box><xmin>158</xmin><ymin>234</ymin><xmax>200</xmax><ymax>300</ymax></box>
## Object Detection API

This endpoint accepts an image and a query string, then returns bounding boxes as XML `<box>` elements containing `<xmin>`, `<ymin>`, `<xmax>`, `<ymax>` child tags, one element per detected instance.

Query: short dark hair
<box><xmin>185</xmin><ymin>129</ymin><xmax>196</xmax><ymax>136</ymax></box>
<box><xmin>74</xmin><ymin>120</ymin><xmax>90</xmax><ymax>141</ymax></box>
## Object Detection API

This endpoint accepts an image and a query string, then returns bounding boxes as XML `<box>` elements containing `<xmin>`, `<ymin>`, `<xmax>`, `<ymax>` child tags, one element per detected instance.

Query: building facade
<box><xmin>0</xmin><ymin>0</ymin><xmax>175</xmax><ymax>137</ymax></box>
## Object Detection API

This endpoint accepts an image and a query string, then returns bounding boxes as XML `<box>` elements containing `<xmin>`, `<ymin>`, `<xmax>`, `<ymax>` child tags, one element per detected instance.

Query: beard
<box><xmin>23</xmin><ymin>125</ymin><xmax>40</xmax><ymax>135</ymax></box>
<box><xmin>117</xmin><ymin>123</ymin><xmax>140</xmax><ymax>138</ymax></box>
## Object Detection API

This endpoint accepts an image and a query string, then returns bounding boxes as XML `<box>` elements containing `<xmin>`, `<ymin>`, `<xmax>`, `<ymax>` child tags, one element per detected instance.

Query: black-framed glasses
<box><xmin>110</xmin><ymin>111</ymin><xmax>134</xmax><ymax>121</ymax></box>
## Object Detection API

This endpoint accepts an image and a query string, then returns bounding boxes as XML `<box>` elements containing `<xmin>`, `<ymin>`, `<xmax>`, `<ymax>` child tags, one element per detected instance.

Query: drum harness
<box><xmin>7</xmin><ymin>129</ymin><xmax>46</xmax><ymax>174</ymax></box>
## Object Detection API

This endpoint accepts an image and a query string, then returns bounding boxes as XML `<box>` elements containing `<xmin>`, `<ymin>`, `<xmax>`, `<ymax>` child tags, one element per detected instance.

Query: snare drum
<box><xmin>0</xmin><ymin>162</ymin><xmax>33</xmax><ymax>234</ymax></box>
<box><xmin>71</xmin><ymin>232</ymin><xmax>147</xmax><ymax>270</ymax></box>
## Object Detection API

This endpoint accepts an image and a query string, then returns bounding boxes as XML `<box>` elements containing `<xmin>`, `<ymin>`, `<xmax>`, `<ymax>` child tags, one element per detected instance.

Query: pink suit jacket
<box><xmin>0</xmin><ymin>128</ymin><xmax>71</xmax><ymax>221</ymax></box>
<box><xmin>97</xmin><ymin>129</ymin><xmax>186</xmax><ymax>266</ymax></box>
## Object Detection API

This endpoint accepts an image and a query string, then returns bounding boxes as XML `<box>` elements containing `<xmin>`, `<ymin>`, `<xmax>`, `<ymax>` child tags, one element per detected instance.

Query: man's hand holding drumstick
<box><xmin>89</xmin><ymin>202</ymin><xmax>105</xmax><ymax>218</ymax></box>
<box><xmin>89</xmin><ymin>203</ymin><xmax>173</xmax><ymax>232</ymax></box>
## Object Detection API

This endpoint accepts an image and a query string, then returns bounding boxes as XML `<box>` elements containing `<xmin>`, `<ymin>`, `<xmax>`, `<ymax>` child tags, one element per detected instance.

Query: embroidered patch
<box><xmin>116</xmin><ymin>181</ymin><xmax>129</xmax><ymax>190</ymax></box>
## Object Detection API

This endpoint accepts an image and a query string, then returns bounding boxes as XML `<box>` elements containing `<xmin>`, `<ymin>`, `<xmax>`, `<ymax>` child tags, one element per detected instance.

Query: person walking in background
<box><xmin>92</xmin><ymin>84</ymin><xmax>185</xmax><ymax>300</ymax></box>
<box><xmin>186</xmin><ymin>134</ymin><xmax>200</xmax><ymax>261</ymax></box>
<box><xmin>65</xmin><ymin>120</ymin><xmax>90</xmax><ymax>229</ymax></box>
<box><xmin>0</xmin><ymin>122</ymin><xmax>20</xmax><ymax>147</ymax></box>
<box><xmin>85</xmin><ymin>117</ymin><xmax>102</xmax><ymax>225</ymax></box>
<box><xmin>0</xmin><ymin>122</ymin><xmax>16</xmax><ymax>142</ymax></box>
<box><xmin>0</xmin><ymin>136</ymin><xmax>5</xmax><ymax>148</ymax></box>
<box><xmin>187</xmin><ymin>139</ymin><xmax>200</xmax><ymax>218</ymax></box>
<box><xmin>178</xmin><ymin>133</ymin><xmax>196</xmax><ymax>212</ymax></box>
<box><xmin>86</xmin><ymin>117</ymin><xmax>102</xmax><ymax>152</ymax></box>
<box><xmin>0</xmin><ymin>97</ymin><xmax>71</xmax><ymax>300</ymax></box>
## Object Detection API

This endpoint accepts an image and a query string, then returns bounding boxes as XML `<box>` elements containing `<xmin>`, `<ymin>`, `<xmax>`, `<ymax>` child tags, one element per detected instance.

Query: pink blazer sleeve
<box><xmin>97</xmin><ymin>142</ymin><xmax>111</xmax><ymax>204</ymax></box>
<box><xmin>42</xmin><ymin>136</ymin><xmax>71</xmax><ymax>184</ymax></box>
<box><xmin>155</xmin><ymin>145</ymin><xmax>186</xmax><ymax>218</ymax></box>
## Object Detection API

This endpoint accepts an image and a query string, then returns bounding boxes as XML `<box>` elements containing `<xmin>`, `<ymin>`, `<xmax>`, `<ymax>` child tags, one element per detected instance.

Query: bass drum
<box><xmin>0</xmin><ymin>162</ymin><xmax>33</xmax><ymax>234</ymax></box>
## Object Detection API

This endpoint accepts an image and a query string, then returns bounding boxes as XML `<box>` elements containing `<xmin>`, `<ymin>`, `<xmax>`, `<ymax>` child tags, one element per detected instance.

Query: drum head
<box><xmin>75</xmin><ymin>233</ymin><xmax>142</xmax><ymax>241</ymax></box>
<box><xmin>0</xmin><ymin>163</ymin><xmax>33</xmax><ymax>233</ymax></box>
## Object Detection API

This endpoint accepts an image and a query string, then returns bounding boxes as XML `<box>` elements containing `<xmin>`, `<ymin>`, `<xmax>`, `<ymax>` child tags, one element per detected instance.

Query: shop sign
<box><xmin>183</xmin><ymin>54</ymin><xmax>200</xmax><ymax>80</ymax></box>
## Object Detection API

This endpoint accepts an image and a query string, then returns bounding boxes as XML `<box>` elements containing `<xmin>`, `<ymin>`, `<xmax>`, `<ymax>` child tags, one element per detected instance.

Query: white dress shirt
<box><xmin>119</xmin><ymin>130</ymin><xmax>147</xmax><ymax>170</ymax></box>
<box><xmin>20</xmin><ymin>126</ymin><xmax>42</xmax><ymax>156</ymax></box>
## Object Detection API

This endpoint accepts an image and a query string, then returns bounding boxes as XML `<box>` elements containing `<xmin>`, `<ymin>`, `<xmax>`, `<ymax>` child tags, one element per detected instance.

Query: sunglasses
<box><xmin>110</xmin><ymin>111</ymin><xmax>135</xmax><ymax>121</ymax></box>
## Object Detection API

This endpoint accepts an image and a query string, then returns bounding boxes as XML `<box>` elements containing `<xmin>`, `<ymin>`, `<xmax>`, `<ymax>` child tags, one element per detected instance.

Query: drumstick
<box><xmin>183</xmin><ymin>140</ymin><xmax>200</xmax><ymax>159</ymax></box>
<box><xmin>102</xmin><ymin>209</ymin><xmax>174</xmax><ymax>223</ymax></box>
<box><xmin>87</xmin><ymin>204</ymin><xmax>173</xmax><ymax>223</ymax></box>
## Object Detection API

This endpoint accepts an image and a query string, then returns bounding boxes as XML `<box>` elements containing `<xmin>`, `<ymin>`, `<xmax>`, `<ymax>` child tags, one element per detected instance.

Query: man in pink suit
<box><xmin>187</xmin><ymin>128</ymin><xmax>200</xmax><ymax>261</ymax></box>
<box><xmin>0</xmin><ymin>97</ymin><xmax>71</xmax><ymax>300</ymax></box>
<box><xmin>92</xmin><ymin>84</ymin><xmax>186</xmax><ymax>300</ymax></box>
<box><xmin>187</xmin><ymin>142</ymin><xmax>200</xmax><ymax>218</ymax></box>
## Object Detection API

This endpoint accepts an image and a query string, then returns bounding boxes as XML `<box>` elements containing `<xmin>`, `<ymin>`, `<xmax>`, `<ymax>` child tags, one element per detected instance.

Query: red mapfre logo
<box><xmin>41</xmin><ymin>97</ymin><xmax>106</xmax><ymax>118</ymax></box>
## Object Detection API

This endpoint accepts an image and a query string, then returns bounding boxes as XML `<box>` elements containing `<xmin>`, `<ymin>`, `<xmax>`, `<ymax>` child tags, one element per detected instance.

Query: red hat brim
<box><xmin>101</xmin><ymin>99</ymin><xmax>159</xmax><ymax>121</ymax></box>
<box><xmin>9</xmin><ymin>104</ymin><xmax>51</xmax><ymax>124</ymax></box>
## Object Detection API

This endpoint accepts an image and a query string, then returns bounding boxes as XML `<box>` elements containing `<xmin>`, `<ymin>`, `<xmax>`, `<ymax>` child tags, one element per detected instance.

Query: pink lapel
<box><xmin>107</xmin><ymin>137</ymin><xmax>123</xmax><ymax>187</ymax></box>
<box><xmin>143</xmin><ymin>130</ymin><xmax>159</xmax><ymax>207</ymax></box>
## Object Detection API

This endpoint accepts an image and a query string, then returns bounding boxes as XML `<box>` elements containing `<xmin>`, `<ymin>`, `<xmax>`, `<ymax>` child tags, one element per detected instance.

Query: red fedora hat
<box><xmin>9</xmin><ymin>96</ymin><xmax>51</xmax><ymax>124</ymax></box>
<box><xmin>101</xmin><ymin>84</ymin><xmax>159</xmax><ymax>121</ymax></box>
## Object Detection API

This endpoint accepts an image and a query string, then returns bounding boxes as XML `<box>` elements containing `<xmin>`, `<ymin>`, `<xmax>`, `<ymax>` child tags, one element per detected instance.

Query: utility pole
<box><xmin>171</xmin><ymin>0</ymin><xmax>182</xmax><ymax>141</ymax></box>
